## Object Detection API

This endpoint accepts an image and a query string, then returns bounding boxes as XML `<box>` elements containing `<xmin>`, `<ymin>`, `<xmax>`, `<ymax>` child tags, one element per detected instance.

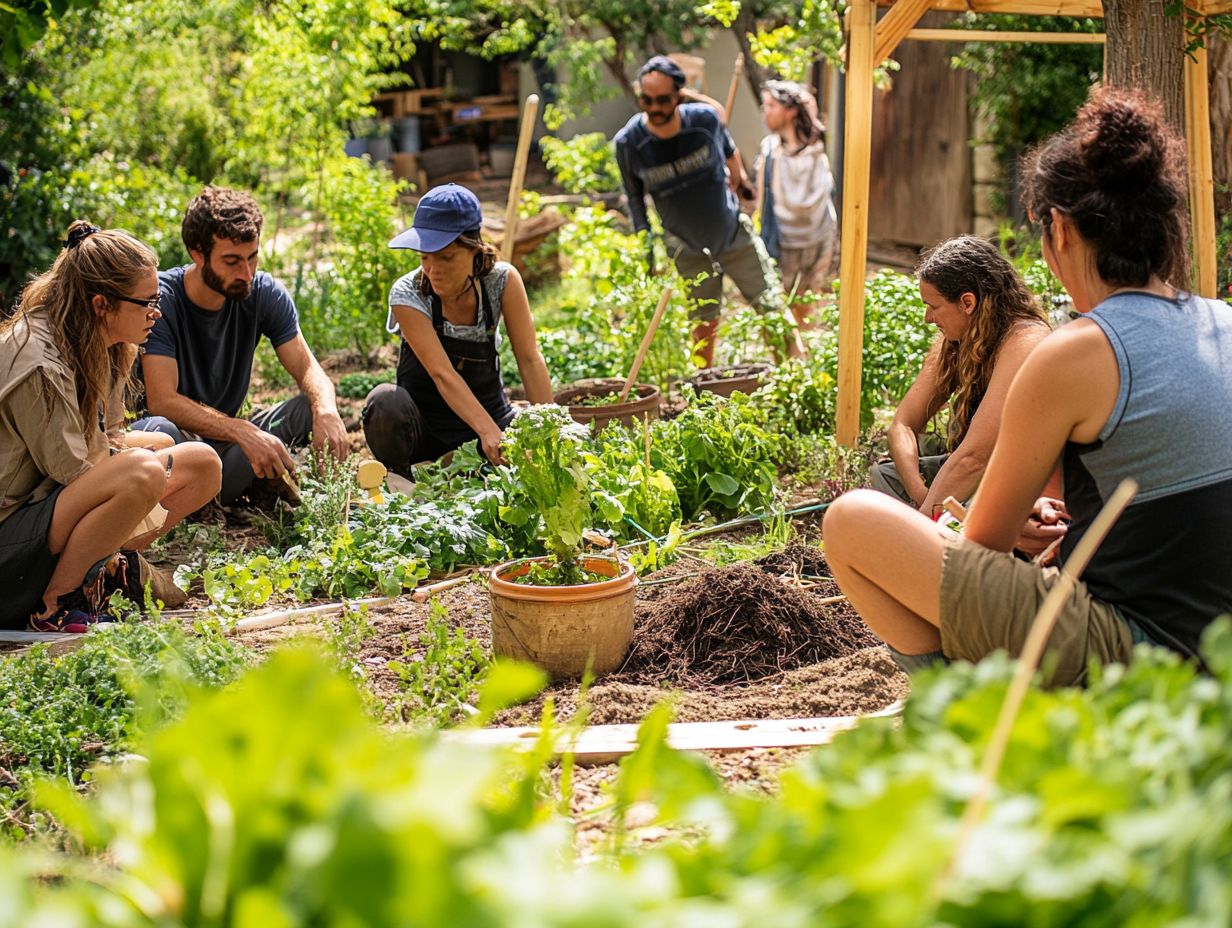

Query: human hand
<box><xmin>480</xmin><ymin>429</ymin><xmax>506</xmax><ymax>466</ymax></box>
<box><xmin>1015</xmin><ymin>496</ymin><xmax>1070</xmax><ymax>561</ymax></box>
<box><xmin>237</xmin><ymin>421</ymin><xmax>296</xmax><ymax>480</ymax></box>
<box><xmin>312</xmin><ymin>409</ymin><xmax>350</xmax><ymax>462</ymax></box>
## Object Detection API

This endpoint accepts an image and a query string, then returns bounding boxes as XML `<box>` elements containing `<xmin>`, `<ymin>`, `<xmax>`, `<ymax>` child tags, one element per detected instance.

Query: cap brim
<box><xmin>388</xmin><ymin>226</ymin><xmax>460</xmax><ymax>253</ymax></box>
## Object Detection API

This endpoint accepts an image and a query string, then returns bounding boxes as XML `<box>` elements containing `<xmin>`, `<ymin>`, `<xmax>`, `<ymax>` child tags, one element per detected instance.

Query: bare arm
<box><xmin>394</xmin><ymin>306</ymin><xmax>507</xmax><ymax>464</ymax></box>
<box><xmin>965</xmin><ymin>321</ymin><xmax>1119</xmax><ymax>552</ymax></box>
<box><xmin>919</xmin><ymin>323</ymin><xmax>1050</xmax><ymax>516</ymax></box>
<box><xmin>499</xmin><ymin>269</ymin><xmax>553</xmax><ymax>404</ymax></box>
<box><xmin>886</xmin><ymin>340</ymin><xmax>948</xmax><ymax>507</ymax></box>
<box><xmin>274</xmin><ymin>334</ymin><xmax>348</xmax><ymax>461</ymax></box>
<box><xmin>143</xmin><ymin>354</ymin><xmax>295</xmax><ymax>478</ymax></box>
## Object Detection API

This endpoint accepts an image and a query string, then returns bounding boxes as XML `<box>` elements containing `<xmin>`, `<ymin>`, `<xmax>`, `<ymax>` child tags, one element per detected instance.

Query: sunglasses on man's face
<box><xmin>639</xmin><ymin>93</ymin><xmax>678</xmax><ymax>109</ymax></box>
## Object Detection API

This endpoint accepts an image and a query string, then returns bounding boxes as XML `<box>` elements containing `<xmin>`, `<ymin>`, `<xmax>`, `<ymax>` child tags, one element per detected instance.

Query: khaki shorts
<box><xmin>672</xmin><ymin>214</ymin><xmax>783</xmax><ymax>321</ymax></box>
<box><xmin>939</xmin><ymin>535</ymin><xmax>1134</xmax><ymax>686</ymax></box>
<box><xmin>779</xmin><ymin>237</ymin><xmax>837</xmax><ymax>299</ymax></box>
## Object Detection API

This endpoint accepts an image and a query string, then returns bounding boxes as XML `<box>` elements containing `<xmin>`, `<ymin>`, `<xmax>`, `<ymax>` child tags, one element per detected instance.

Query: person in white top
<box><xmin>754</xmin><ymin>80</ymin><xmax>839</xmax><ymax>326</ymax></box>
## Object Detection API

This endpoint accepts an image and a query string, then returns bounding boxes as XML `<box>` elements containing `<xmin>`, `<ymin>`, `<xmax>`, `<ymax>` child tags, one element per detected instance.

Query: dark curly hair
<box><xmin>1021</xmin><ymin>87</ymin><xmax>1189</xmax><ymax>289</ymax></box>
<box><xmin>916</xmin><ymin>235</ymin><xmax>1048</xmax><ymax>450</ymax></box>
<box><xmin>181</xmin><ymin>186</ymin><xmax>264</xmax><ymax>258</ymax></box>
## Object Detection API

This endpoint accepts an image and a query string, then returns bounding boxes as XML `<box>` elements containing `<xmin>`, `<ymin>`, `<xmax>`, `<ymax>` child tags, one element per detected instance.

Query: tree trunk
<box><xmin>1208</xmin><ymin>32</ymin><xmax>1231</xmax><ymax>217</ymax></box>
<box><xmin>729</xmin><ymin>7</ymin><xmax>771</xmax><ymax>101</ymax></box>
<box><xmin>1102</xmin><ymin>0</ymin><xmax>1185</xmax><ymax>131</ymax></box>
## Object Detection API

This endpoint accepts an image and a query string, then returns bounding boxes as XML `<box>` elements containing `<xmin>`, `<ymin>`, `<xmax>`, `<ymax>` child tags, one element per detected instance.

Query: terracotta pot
<box><xmin>687</xmin><ymin>363</ymin><xmax>773</xmax><ymax>398</ymax></box>
<box><xmin>554</xmin><ymin>378</ymin><xmax>661</xmax><ymax>433</ymax></box>
<box><xmin>489</xmin><ymin>555</ymin><xmax>637</xmax><ymax>679</ymax></box>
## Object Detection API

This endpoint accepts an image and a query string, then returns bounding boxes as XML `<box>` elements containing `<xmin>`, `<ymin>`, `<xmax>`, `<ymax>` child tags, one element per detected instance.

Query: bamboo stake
<box><xmin>618</xmin><ymin>285</ymin><xmax>672</xmax><ymax>402</ymax></box>
<box><xmin>410</xmin><ymin>573</ymin><xmax>474</xmax><ymax>603</ymax></box>
<box><xmin>500</xmin><ymin>93</ymin><xmax>541</xmax><ymax>264</ymax></box>
<box><xmin>942</xmin><ymin>478</ymin><xmax>1138</xmax><ymax>888</ymax></box>
<box><xmin>723</xmin><ymin>53</ymin><xmax>744</xmax><ymax>124</ymax></box>
<box><xmin>231</xmin><ymin>596</ymin><xmax>395</xmax><ymax>634</ymax></box>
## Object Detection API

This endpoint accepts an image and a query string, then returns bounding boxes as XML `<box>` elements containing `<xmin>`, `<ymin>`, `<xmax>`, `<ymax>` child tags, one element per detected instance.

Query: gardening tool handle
<box><xmin>619</xmin><ymin>286</ymin><xmax>673</xmax><ymax>403</ymax></box>
<box><xmin>500</xmin><ymin>93</ymin><xmax>540</xmax><ymax>264</ymax></box>
<box><xmin>724</xmin><ymin>53</ymin><xmax>743</xmax><ymax>126</ymax></box>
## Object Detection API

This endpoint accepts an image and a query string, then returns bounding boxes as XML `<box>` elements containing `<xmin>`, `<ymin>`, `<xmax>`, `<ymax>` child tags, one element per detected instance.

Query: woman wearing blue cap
<box><xmin>362</xmin><ymin>183</ymin><xmax>553</xmax><ymax>471</ymax></box>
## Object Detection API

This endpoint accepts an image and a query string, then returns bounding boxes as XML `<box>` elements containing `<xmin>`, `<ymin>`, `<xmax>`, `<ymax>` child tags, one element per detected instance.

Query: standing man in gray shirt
<box><xmin>614</xmin><ymin>56</ymin><xmax>803</xmax><ymax>366</ymax></box>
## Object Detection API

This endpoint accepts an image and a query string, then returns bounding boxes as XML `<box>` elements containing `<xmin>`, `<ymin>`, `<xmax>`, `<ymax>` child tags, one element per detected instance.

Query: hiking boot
<box><xmin>28</xmin><ymin>589</ymin><xmax>100</xmax><ymax>634</ymax></box>
<box><xmin>108</xmin><ymin>550</ymin><xmax>188</xmax><ymax>609</ymax></box>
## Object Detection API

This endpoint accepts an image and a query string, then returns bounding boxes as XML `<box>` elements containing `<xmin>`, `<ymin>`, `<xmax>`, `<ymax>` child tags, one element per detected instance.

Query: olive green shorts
<box><xmin>939</xmin><ymin>534</ymin><xmax>1134</xmax><ymax>686</ymax></box>
<box><xmin>671</xmin><ymin>214</ymin><xmax>783</xmax><ymax>321</ymax></box>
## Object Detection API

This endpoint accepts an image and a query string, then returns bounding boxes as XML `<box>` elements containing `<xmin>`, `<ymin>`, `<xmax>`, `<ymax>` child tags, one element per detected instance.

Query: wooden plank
<box><xmin>873</xmin><ymin>0</ymin><xmax>933</xmax><ymax>64</ymax></box>
<box><xmin>906</xmin><ymin>27</ymin><xmax>1105</xmax><ymax>42</ymax></box>
<box><xmin>837</xmin><ymin>0</ymin><xmax>878</xmax><ymax>445</ymax></box>
<box><xmin>877</xmin><ymin>0</ymin><xmax>1104</xmax><ymax>14</ymax></box>
<box><xmin>1184</xmin><ymin>38</ymin><xmax>1218</xmax><ymax>298</ymax></box>
<box><xmin>446</xmin><ymin>704</ymin><xmax>903</xmax><ymax>765</ymax></box>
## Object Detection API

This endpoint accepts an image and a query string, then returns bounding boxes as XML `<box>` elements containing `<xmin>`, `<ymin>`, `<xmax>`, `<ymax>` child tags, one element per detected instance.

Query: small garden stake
<box><xmin>724</xmin><ymin>52</ymin><xmax>743</xmax><ymax>125</ymax></box>
<box><xmin>940</xmin><ymin>477</ymin><xmax>1138</xmax><ymax>893</ymax></box>
<box><xmin>500</xmin><ymin>93</ymin><xmax>540</xmax><ymax>264</ymax></box>
<box><xmin>619</xmin><ymin>285</ymin><xmax>673</xmax><ymax>402</ymax></box>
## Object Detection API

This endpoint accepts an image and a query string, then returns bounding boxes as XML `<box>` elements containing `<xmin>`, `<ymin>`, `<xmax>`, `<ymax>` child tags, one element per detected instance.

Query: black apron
<box><xmin>395</xmin><ymin>275</ymin><xmax>514</xmax><ymax>452</ymax></box>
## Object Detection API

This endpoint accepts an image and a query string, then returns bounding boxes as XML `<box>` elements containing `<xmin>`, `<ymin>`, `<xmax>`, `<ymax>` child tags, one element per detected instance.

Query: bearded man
<box><xmin>132</xmin><ymin>186</ymin><xmax>347</xmax><ymax>505</ymax></box>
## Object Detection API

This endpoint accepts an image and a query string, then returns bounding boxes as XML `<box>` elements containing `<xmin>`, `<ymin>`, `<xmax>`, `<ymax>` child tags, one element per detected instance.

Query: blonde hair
<box><xmin>916</xmin><ymin>236</ymin><xmax>1047</xmax><ymax>450</ymax></box>
<box><xmin>2</xmin><ymin>221</ymin><xmax>157</xmax><ymax>437</ymax></box>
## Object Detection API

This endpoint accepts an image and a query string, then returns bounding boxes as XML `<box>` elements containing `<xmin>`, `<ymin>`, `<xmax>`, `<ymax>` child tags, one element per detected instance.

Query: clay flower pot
<box><xmin>554</xmin><ymin>378</ymin><xmax>661</xmax><ymax>433</ymax></box>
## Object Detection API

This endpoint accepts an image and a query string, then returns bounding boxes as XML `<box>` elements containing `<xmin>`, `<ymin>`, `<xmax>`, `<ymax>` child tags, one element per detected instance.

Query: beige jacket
<box><xmin>0</xmin><ymin>313</ymin><xmax>121</xmax><ymax>525</ymax></box>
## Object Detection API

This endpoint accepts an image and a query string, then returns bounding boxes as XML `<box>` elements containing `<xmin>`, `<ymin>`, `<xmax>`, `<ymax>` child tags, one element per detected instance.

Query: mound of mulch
<box><xmin>755</xmin><ymin>542</ymin><xmax>831</xmax><ymax>578</ymax></box>
<box><xmin>619</xmin><ymin>564</ymin><xmax>880</xmax><ymax>687</ymax></box>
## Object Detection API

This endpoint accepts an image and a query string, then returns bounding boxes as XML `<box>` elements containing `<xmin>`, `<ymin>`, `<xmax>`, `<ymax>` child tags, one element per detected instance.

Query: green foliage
<box><xmin>0</xmin><ymin>618</ymin><xmax>249</xmax><ymax>838</ymax></box>
<box><xmin>498</xmin><ymin>404</ymin><xmax>593</xmax><ymax>577</ymax></box>
<box><xmin>388</xmin><ymin>598</ymin><xmax>490</xmax><ymax>724</ymax></box>
<box><xmin>952</xmin><ymin>15</ymin><xmax>1102</xmax><ymax>169</ymax></box>
<box><xmin>337</xmin><ymin>368</ymin><xmax>396</xmax><ymax>399</ymax></box>
<box><xmin>11</xmin><ymin>622</ymin><xmax>1232</xmax><ymax>924</ymax></box>
<box><xmin>748</xmin><ymin>0</ymin><xmax>846</xmax><ymax>83</ymax></box>
<box><xmin>540</xmin><ymin>132</ymin><xmax>622</xmax><ymax>194</ymax></box>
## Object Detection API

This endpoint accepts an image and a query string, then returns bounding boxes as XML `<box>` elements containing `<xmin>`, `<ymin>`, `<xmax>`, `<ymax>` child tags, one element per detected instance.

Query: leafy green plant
<box><xmin>388</xmin><ymin>598</ymin><xmax>490</xmax><ymax>725</ymax></box>
<box><xmin>337</xmin><ymin>368</ymin><xmax>396</xmax><ymax>399</ymax></box>
<box><xmin>497</xmin><ymin>404</ymin><xmax>593</xmax><ymax>581</ymax></box>
<box><xmin>539</xmin><ymin>132</ymin><xmax>621</xmax><ymax>194</ymax></box>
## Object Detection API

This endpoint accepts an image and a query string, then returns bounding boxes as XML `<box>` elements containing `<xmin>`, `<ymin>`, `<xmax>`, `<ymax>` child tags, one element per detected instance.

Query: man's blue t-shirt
<box><xmin>614</xmin><ymin>103</ymin><xmax>739</xmax><ymax>257</ymax></box>
<box><xmin>143</xmin><ymin>266</ymin><xmax>300</xmax><ymax>419</ymax></box>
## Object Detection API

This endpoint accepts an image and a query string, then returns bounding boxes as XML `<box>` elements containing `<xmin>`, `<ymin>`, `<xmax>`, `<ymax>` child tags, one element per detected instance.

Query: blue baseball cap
<box><xmin>388</xmin><ymin>183</ymin><xmax>483</xmax><ymax>253</ymax></box>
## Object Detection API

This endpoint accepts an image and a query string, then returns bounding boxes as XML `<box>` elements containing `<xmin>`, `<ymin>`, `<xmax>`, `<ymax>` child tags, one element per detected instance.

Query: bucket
<box><xmin>366</xmin><ymin>136</ymin><xmax>393</xmax><ymax>163</ymax></box>
<box><xmin>489</xmin><ymin>143</ymin><xmax>516</xmax><ymax>176</ymax></box>
<box><xmin>344</xmin><ymin>137</ymin><xmax>368</xmax><ymax>158</ymax></box>
<box><xmin>687</xmin><ymin>363</ymin><xmax>773</xmax><ymax>398</ymax></box>
<box><xmin>489</xmin><ymin>555</ymin><xmax>637</xmax><ymax>679</ymax></box>
<box><xmin>396</xmin><ymin>116</ymin><xmax>421</xmax><ymax>153</ymax></box>
<box><xmin>554</xmin><ymin>378</ymin><xmax>661</xmax><ymax>433</ymax></box>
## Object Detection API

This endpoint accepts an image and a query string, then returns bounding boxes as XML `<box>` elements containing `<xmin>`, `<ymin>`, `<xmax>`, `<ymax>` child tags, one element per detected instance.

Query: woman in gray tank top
<box><xmin>821</xmin><ymin>87</ymin><xmax>1232</xmax><ymax>685</ymax></box>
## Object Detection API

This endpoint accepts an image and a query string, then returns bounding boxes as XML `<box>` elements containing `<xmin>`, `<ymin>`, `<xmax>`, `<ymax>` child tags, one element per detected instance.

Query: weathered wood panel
<box><xmin>869</xmin><ymin>12</ymin><xmax>973</xmax><ymax>251</ymax></box>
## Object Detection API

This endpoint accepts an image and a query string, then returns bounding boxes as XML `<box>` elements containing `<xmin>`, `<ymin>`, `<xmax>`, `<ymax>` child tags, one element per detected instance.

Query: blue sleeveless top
<box><xmin>1060</xmin><ymin>291</ymin><xmax>1232</xmax><ymax>658</ymax></box>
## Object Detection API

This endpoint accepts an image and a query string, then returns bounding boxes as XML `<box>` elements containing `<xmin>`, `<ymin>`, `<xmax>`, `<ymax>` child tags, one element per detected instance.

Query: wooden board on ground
<box><xmin>445</xmin><ymin>703</ymin><xmax>902</xmax><ymax>765</ymax></box>
<box><xmin>0</xmin><ymin>630</ymin><xmax>86</xmax><ymax>658</ymax></box>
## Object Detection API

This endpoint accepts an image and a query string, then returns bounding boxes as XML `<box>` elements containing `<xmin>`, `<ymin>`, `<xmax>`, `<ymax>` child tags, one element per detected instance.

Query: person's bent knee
<box><xmin>132</xmin><ymin>416</ymin><xmax>188</xmax><ymax>444</ymax></box>
<box><xmin>174</xmin><ymin>441</ymin><xmax>223</xmax><ymax>497</ymax></box>
<box><xmin>822</xmin><ymin>489</ymin><xmax>881</xmax><ymax>550</ymax></box>
<box><xmin>121</xmin><ymin>450</ymin><xmax>168</xmax><ymax>506</ymax></box>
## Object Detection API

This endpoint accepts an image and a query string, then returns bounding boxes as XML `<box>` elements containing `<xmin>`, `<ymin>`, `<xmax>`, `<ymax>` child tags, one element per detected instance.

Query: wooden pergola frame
<box><xmin>834</xmin><ymin>0</ymin><xmax>1229</xmax><ymax>445</ymax></box>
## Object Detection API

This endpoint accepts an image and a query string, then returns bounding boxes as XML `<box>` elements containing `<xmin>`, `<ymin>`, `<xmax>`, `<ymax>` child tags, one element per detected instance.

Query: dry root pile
<box><xmin>620</xmin><ymin>564</ymin><xmax>878</xmax><ymax>686</ymax></box>
<box><xmin>755</xmin><ymin>542</ymin><xmax>832</xmax><ymax>578</ymax></box>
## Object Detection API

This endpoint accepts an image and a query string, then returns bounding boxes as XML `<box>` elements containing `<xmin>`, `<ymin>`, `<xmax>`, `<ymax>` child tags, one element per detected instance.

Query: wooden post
<box><xmin>836</xmin><ymin>0</ymin><xmax>877</xmax><ymax>446</ymax></box>
<box><xmin>1184</xmin><ymin>35</ymin><xmax>1217</xmax><ymax>297</ymax></box>
<box><xmin>724</xmin><ymin>52</ymin><xmax>744</xmax><ymax>124</ymax></box>
<box><xmin>872</xmin><ymin>0</ymin><xmax>933</xmax><ymax>64</ymax></box>
<box><xmin>500</xmin><ymin>93</ymin><xmax>540</xmax><ymax>264</ymax></box>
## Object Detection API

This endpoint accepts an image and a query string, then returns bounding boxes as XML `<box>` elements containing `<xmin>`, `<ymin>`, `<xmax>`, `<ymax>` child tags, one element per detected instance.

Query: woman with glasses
<box><xmin>869</xmin><ymin>235</ymin><xmax>1050</xmax><ymax>519</ymax></box>
<box><xmin>823</xmin><ymin>88</ymin><xmax>1232</xmax><ymax>684</ymax></box>
<box><xmin>0</xmin><ymin>221</ymin><xmax>221</xmax><ymax>632</ymax></box>
<box><xmin>755</xmin><ymin>80</ymin><xmax>838</xmax><ymax>325</ymax></box>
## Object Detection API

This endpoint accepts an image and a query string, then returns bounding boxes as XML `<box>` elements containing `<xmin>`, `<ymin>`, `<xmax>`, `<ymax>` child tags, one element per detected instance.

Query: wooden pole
<box><xmin>723</xmin><ymin>53</ymin><xmax>744</xmax><ymax>124</ymax></box>
<box><xmin>1184</xmin><ymin>35</ymin><xmax>1217</xmax><ymax>297</ymax></box>
<box><xmin>943</xmin><ymin>478</ymin><xmax>1138</xmax><ymax>886</ymax></box>
<box><xmin>500</xmin><ymin>93</ymin><xmax>541</xmax><ymax>264</ymax></box>
<box><xmin>619</xmin><ymin>286</ymin><xmax>673</xmax><ymax>402</ymax></box>
<box><xmin>904</xmin><ymin>28</ymin><xmax>1105</xmax><ymax>44</ymax></box>
<box><xmin>836</xmin><ymin>0</ymin><xmax>877</xmax><ymax>446</ymax></box>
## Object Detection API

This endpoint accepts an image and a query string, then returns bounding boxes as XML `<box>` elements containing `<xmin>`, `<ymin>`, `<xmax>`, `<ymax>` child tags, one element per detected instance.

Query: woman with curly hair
<box><xmin>0</xmin><ymin>221</ymin><xmax>221</xmax><ymax>632</ymax></box>
<box><xmin>870</xmin><ymin>235</ymin><xmax>1050</xmax><ymax>518</ymax></box>
<box><xmin>824</xmin><ymin>88</ymin><xmax>1232</xmax><ymax>684</ymax></box>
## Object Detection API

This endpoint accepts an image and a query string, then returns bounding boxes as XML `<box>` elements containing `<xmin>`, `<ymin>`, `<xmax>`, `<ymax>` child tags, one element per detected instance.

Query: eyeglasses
<box><xmin>638</xmin><ymin>93</ymin><xmax>677</xmax><ymax>108</ymax></box>
<box><xmin>97</xmin><ymin>290</ymin><xmax>161</xmax><ymax>311</ymax></box>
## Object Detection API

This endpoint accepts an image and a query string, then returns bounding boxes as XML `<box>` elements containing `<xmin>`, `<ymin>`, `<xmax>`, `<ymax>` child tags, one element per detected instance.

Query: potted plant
<box><xmin>554</xmin><ymin>378</ymin><xmax>661</xmax><ymax>433</ymax></box>
<box><xmin>489</xmin><ymin>405</ymin><xmax>637</xmax><ymax>678</ymax></box>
